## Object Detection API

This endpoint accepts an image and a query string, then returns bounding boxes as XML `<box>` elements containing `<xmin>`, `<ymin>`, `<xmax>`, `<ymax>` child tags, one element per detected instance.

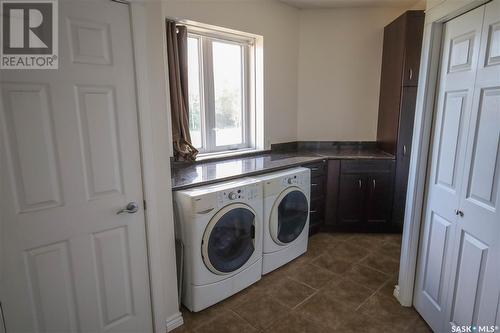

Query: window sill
<box><xmin>195</xmin><ymin>148</ymin><xmax>268</xmax><ymax>163</ymax></box>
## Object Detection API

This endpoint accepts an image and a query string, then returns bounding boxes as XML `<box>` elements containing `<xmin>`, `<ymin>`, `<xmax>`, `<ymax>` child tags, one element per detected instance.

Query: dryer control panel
<box><xmin>281</xmin><ymin>174</ymin><xmax>308</xmax><ymax>187</ymax></box>
<box><xmin>217</xmin><ymin>183</ymin><xmax>260</xmax><ymax>206</ymax></box>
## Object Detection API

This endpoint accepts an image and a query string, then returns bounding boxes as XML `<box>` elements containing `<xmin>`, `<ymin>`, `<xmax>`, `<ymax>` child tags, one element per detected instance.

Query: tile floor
<box><xmin>172</xmin><ymin>233</ymin><xmax>432</xmax><ymax>333</ymax></box>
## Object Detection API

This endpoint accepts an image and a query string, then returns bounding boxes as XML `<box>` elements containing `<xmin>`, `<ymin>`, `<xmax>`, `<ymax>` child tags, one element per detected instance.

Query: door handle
<box><xmin>116</xmin><ymin>202</ymin><xmax>139</xmax><ymax>215</ymax></box>
<box><xmin>454</xmin><ymin>209</ymin><xmax>464</xmax><ymax>217</ymax></box>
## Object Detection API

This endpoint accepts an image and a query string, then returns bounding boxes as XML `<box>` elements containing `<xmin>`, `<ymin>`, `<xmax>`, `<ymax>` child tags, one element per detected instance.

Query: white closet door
<box><xmin>414</xmin><ymin>6</ymin><xmax>485</xmax><ymax>332</ymax></box>
<box><xmin>444</xmin><ymin>1</ymin><xmax>500</xmax><ymax>329</ymax></box>
<box><xmin>416</xmin><ymin>1</ymin><xmax>500</xmax><ymax>332</ymax></box>
<box><xmin>0</xmin><ymin>1</ymin><xmax>153</xmax><ymax>332</ymax></box>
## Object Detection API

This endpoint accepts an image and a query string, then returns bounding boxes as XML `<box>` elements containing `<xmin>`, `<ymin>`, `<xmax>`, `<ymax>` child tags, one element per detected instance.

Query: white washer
<box><xmin>174</xmin><ymin>178</ymin><xmax>263</xmax><ymax>312</ymax></box>
<box><xmin>251</xmin><ymin>167</ymin><xmax>310</xmax><ymax>274</ymax></box>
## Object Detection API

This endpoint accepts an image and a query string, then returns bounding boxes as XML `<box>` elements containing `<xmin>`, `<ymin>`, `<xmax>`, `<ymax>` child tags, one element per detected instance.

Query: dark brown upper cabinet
<box><xmin>376</xmin><ymin>10</ymin><xmax>424</xmax><ymax>228</ymax></box>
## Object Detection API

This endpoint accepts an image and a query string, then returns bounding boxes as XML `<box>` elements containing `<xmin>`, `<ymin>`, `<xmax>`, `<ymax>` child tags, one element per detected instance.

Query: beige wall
<box><xmin>297</xmin><ymin>6</ymin><xmax>423</xmax><ymax>141</ymax></box>
<box><xmin>162</xmin><ymin>0</ymin><xmax>427</xmax><ymax>145</ymax></box>
<box><xmin>162</xmin><ymin>0</ymin><xmax>300</xmax><ymax>146</ymax></box>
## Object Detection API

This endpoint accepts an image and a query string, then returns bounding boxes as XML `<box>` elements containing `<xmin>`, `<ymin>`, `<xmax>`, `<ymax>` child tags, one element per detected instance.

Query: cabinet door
<box><xmin>310</xmin><ymin>176</ymin><xmax>326</xmax><ymax>200</ymax></box>
<box><xmin>366</xmin><ymin>173</ymin><xmax>394</xmax><ymax>224</ymax></box>
<box><xmin>324</xmin><ymin>160</ymin><xmax>340</xmax><ymax>226</ymax></box>
<box><xmin>309</xmin><ymin>197</ymin><xmax>325</xmax><ymax>229</ymax></box>
<box><xmin>402</xmin><ymin>12</ymin><xmax>425</xmax><ymax>86</ymax></box>
<box><xmin>337</xmin><ymin>174</ymin><xmax>365</xmax><ymax>225</ymax></box>
<box><xmin>393</xmin><ymin>86</ymin><xmax>418</xmax><ymax>225</ymax></box>
<box><xmin>376</xmin><ymin>15</ymin><xmax>406</xmax><ymax>155</ymax></box>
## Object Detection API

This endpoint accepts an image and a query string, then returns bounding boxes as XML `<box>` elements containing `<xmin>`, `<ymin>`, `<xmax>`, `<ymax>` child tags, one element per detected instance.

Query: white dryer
<box><xmin>174</xmin><ymin>178</ymin><xmax>263</xmax><ymax>312</ymax></box>
<box><xmin>251</xmin><ymin>167</ymin><xmax>310</xmax><ymax>274</ymax></box>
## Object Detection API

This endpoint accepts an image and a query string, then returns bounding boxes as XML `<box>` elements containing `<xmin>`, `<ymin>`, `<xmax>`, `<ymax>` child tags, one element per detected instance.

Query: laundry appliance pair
<box><xmin>174</xmin><ymin>167</ymin><xmax>310</xmax><ymax>312</ymax></box>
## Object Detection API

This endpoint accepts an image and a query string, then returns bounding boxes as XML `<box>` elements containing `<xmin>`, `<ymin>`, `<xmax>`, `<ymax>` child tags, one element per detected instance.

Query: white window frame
<box><xmin>187</xmin><ymin>28</ymin><xmax>255</xmax><ymax>155</ymax></box>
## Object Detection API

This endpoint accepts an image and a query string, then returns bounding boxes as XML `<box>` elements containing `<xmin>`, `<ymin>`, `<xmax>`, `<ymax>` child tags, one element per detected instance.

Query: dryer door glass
<box><xmin>207</xmin><ymin>207</ymin><xmax>255</xmax><ymax>273</ymax></box>
<box><xmin>277</xmin><ymin>190</ymin><xmax>308</xmax><ymax>243</ymax></box>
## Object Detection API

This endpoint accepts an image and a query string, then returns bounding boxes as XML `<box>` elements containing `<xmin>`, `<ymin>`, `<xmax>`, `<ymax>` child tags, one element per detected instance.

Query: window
<box><xmin>187</xmin><ymin>28</ymin><xmax>254</xmax><ymax>154</ymax></box>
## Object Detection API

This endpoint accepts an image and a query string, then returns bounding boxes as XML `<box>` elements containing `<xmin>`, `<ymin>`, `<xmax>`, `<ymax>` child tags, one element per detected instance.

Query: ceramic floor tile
<box><xmin>266</xmin><ymin>277</ymin><xmax>316</xmax><ymax>309</ymax></box>
<box><xmin>263</xmin><ymin>311</ymin><xmax>336</xmax><ymax>333</ymax></box>
<box><xmin>359</xmin><ymin>293</ymin><xmax>419</xmax><ymax>330</ymax></box>
<box><xmin>295</xmin><ymin>292</ymin><xmax>352</xmax><ymax>330</ymax></box>
<box><xmin>233</xmin><ymin>294</ymin><xmax>289</xmax><ymax>329</ymax></box>
<box><xmin>180</xmin><ymin>305</ymin><xmax>225</xmax><ymax>331</ymax></box>
<box><xmin>406</xmin><ymin>315</ymin><xmax>433</xmax><ymax>333</ymax></box>
<box><xmin>378</xmin><ymin>281</ymin><xmax>398</xmax><ymax>300</ymax></box>
<box><xmin>343</xmin><ymin>264</ymin><xmax>390</xmax><ymax>291</ymax></box>
<box><xmin>176</xmin><ymin>233</ymin><xmax>409</xmax><ymax>332</ymax></box>
<box><xmin>304</xmin><ymin>233</ymin><xmax>345</xmax><ymax>259</ymax></box>
<box><xmin>285</xmin><ymin>262</ymin><xmax>339</xmax><ymax>289</ymax></box>
<box><xmin>321</xmin><ymin>278</ymin><xmax>374</xmax><ymax>310</ymax></box>
<box><xmin>360</xmin><ymin>253</ymin><xmax>400</xmax><ymax>274</ymax></box>
<box><xmin>311</xmin><ymin>252</ymin><xmax>354</xmax><ymax>275</ymax></box>
<box><xmin>219</xmin><ymin>284</ymin><xmax>267</xmax><ymax>310</ymax></box>
<box><xmin>258</xmin><ymin>265</ymin><xmax>289</xmax><ymax>288</ymax></box>
<box><xmin>335</xmin><ymin>312</ymin><xmax>402</xmax><ymax>333</ymax></box>
<box><xmin>381</xmin><ymin>233</ymin><xmax>403</xmax><ymax>246</ymax></box>
<box><xmin>329</xmin><ymin>242</ymin><xmax>371</xmax><ymax>262</ymax></box>
<box><xmin>194</xmin><ymin>311</ymin><xmax>257</xmax><ymax>333</ymax></box>
<box><xmin>347</xmin><ymin>234</ymin><xmax>386</xmax><ymax>251</ymax></box>
<box><xmin>170</xmin><ymin>324</ymin><xmax>194</xmax><ymax>333</ymax></box>
<box><xmin>377</xmin><ymin>241</ymin><xmax>402</xmax><ymax>260</ymax></box>
<box><xmin>329</xmin><ymin>232</ymin><xmax>356</xmax><ymax>241</ymax></box>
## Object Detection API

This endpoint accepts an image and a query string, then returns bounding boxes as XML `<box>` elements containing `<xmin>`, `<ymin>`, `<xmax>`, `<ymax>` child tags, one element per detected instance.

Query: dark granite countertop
<box><xmin>171</xmin><ymin>145</ymin><xmax>394</xmax><ymax>190</ymax></box>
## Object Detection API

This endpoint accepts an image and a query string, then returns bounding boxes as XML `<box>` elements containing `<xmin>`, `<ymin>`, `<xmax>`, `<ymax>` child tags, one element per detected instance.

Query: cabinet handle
<box><xmin>310</xmin><ymin>167</ymin><xmax>320</xmax><ymax>171</ymax></box>
<box><xmin>311</xmin><ymin>183</ymin><xmax>318</xmax><ymax>187</ymax></box>
<box><xmin>372</xmin><ymin>179</ymin><xmax>376</xmax><ymax>190</ymax></box>
<box><xmin>310</xmin><ymin>210</ymin><xmax>318</xmax><ymax>213</ymax></box>
<box><xmin>0</xmin><ymin>301</ymin><xmax>6</xmax><ymax>333</ymax></box>
<box><xmin>358</xmin><ymin>179</ymin><xmax>362</xmax><ymax>189</ymax></box>
<box><xmin>409</xmin><ymin>68</ymin><xmax>413</xmax><ymax>80</ymax></box>
<box><xmin>403</xmin><ymin>145</ymin><xmax>407</xmax><ymax>156</ymax></box>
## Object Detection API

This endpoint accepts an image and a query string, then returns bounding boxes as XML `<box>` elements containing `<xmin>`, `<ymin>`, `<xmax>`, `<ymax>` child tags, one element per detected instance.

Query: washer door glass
<box><xmin>206</xmin><ymin>207</ymin><xmax>255</xmax><ymax>273</ymax></box>
<box><xmin>277</xmin><ymin>190</ymin><xmax>308</xmax><ymax>243</ymax></box>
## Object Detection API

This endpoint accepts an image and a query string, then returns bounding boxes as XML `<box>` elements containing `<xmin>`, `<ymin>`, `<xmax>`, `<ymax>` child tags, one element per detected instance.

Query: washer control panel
<box><xmin>281</xmin><ymin>174</ymin><xmax>307</xmax><ymax>187</ymax></box>
<box><xmin>217</xmin><ymin>183</ymin><xmax>260</xmax><ymax>206</ymax></box>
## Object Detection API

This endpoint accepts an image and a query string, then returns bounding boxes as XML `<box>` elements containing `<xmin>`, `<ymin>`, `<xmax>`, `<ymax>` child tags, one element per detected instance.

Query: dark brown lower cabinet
<box><xmin>366</xmin><ymin>171</ymin><xmax>394</xmax><ymax>224</ymax></box>
<box><xmin>325</xmin><ymin>159</ymin><xmax>395</xmax><ymax>231</ymax></box>
<box><xmin>338</xmin><ymin>174</ymin><xmax>365</xmax><ymax>225</ymax></box>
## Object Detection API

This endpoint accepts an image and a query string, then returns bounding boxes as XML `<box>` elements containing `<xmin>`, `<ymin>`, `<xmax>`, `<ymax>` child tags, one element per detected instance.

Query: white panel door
<box><xmin>0</xmin><ymin>1</ymin><xmax>153</xmax><ymax>332</ymax></box>
<box><xmin>414</xmin><ymin>6</ymin><xmax>485</xmax><ymax>331</ymax></box>
<box><xmin>416</xmin><ymin>2</ymin><xmax>500</xmax><ymax>332</ymax></box>
<box><xmin>444</xmin><ymin>1</ymin><xmax>500</xmax><ymax>330</ymax></box>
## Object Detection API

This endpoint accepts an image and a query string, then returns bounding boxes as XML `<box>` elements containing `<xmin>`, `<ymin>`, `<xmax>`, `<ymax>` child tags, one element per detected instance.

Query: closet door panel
<box><xmin>413</xmin><ymin>6</ymin><xmax>485</xmax><ymax>332</ymax></box>
<box><xmin>447</xmin><ymin>1</ymin><xmax>500</xmax><ymax>327</ymax></box>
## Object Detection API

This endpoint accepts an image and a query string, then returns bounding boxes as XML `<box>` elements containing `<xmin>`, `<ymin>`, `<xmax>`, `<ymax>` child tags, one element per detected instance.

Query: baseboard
<box><xmin>166</xmin><ymin>311</ymin><xmax>184</xmax><ymax>332</ymax></box>
<box><xmin>393</xmin><ymin>284</ymin><xmax>404</xmax><ymax>305</ymax></box>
